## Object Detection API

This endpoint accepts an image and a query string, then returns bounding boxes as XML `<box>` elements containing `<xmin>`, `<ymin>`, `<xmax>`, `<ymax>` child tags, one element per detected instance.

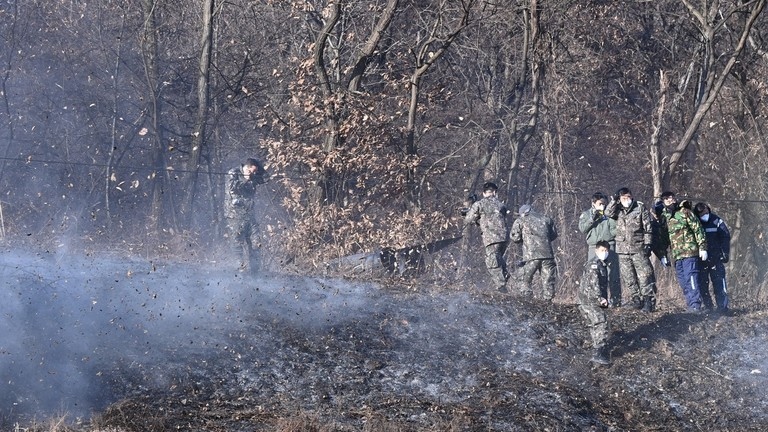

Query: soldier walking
<box><xmin>225</xmin><ymin>158</ymin><xmax>266</xmax><ymax>273</ymax></box>
<box><xmin>463</xmin><ymin>182</ymin><xmax>510</xmax><ymax>292</ymax></box>
<box><xmin>510</xmin><ymin>204</ymin><xmax>558</xmax><ymax>300</ymax></box>
<box><xmin>579</xmin><ymin>240</ymin><xmax>612</xmax><ymax>365</ymax></box>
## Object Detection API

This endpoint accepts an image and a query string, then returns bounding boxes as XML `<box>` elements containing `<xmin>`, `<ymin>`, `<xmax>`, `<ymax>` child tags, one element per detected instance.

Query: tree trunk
<box><xmin>309</xmin><ymin>1</ymin><xmax>342</xmax><ymax>207</ymax></box>
<box><xmin>141</xmin><ymin>0</ymin><xmax>176</xmax><ymax>233</ymax></box>
<box><xmin>182</xmin><ymin>0</ymin><xmax>216</xmax><ymax>223</ymax></box>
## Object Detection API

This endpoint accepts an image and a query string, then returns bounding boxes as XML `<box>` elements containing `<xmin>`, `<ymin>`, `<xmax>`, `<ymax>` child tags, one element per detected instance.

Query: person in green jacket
<box><xmin>579</xmin><ymin>192</ymin><xmax>620</xmax><ymax>307</ymax></box>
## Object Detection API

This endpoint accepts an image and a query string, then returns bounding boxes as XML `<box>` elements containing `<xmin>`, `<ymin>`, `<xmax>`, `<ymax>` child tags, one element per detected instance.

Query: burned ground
<box><xmin>3</xmin><ymin>247</ymin><xmax>768</xmax><ymax>431</ymax></box>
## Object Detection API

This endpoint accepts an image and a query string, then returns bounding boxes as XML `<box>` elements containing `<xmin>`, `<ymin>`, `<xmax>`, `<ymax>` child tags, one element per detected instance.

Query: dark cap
<box><xmin>483</xmin><ymin>182</ymin><xmax>498</xmax><ymax>192</ymax></box>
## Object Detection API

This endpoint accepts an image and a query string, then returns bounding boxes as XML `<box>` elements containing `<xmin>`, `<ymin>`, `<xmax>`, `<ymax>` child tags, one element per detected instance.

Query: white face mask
<box><xmin>596</xmin><ymin>250</ymin><xmax>609</xmax><ymax>261</ymax></box>
<box><xmin>620</xmin><ymin>198</ymin><xmax>633</xmax><ymax>208</ymax></box>
<box><xmin>700</xmin><ymin>213</ymin><xmax>710</xmax><ymax>223</ymax></box>
<box><xmin>594</xmin><ymin>202</ymin><xmax>605</xmax><ymax>211</ymax></box>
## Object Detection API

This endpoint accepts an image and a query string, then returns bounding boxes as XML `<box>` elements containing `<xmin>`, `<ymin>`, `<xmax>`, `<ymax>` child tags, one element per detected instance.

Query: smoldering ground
<box><xmin>3</xmin><ymin>246</ymin><xmax>768</xmax><ymax>430</ymax></box>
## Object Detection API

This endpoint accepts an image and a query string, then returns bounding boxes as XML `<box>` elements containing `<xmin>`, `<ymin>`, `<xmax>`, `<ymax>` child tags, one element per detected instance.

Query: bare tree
<box><xmin>662</xmin><ymin>0</ymin><xmax>766</xmax><ymax>188</ymax></box>
<box><xmin>181</xmin><ymin>0</ymin><xmax>216</xmax><ymax>222</ymax></box>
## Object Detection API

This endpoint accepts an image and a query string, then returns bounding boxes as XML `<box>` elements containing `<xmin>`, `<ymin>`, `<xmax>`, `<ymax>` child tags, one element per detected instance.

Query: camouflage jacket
<box><xmin>608</xmin><ymin>199</ymin><xmax>653</xmax><ymax>254</ymax></box>
<box><xmin>224</xmin><ymin>166</ymin><xmax>265</xmax><ymax>220</ymax></box>
<box><xmin>510</xmin><ymin>211</ymin><xmax>558</xmax><ymax>260</ymax></box>
<box><xmin>464</xmin><ymin>196</ymin><xmax>509</xmax><ymax>246</ymax></box>
<box><xmin>578</xmin><ymin>256</ymin><xmax>608</xmax><ymax>305</ymax></box>
<box><xmin>663</xmin><ymin>207</ymin><xmax>707</xmax><ymax>260</ymax></box>
<box><xmin>578</xmin><ymin>208</ymin><xmax>616</xmax><ymax>246</ymax></box>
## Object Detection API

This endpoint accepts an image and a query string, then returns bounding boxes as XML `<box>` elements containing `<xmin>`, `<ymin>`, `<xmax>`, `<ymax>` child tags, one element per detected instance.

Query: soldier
<box><xmin>606</xmin><ymin>188</ymin><xmax>656</xmax><ymax>312</ymax></box>
<box><xmin>578</xmin><ymin>192</ymin><xmax>621</xmax><ymax>307</ymax></box>
<box><xmin>579</xmin><ymin>240</ymin><xmax>612</xmax><ymax>365</ymax></box>
<box><xmin>693</xmin><ymin>202</ymin><xmax>730</xmax><ymax>312</ymax></box>
<box><xmin>660</xmin><ymin>193</ymin><xmax>708</xmax><ymax>313</ymax></box>
<box><xmin>510</xmin><ymin>204</ymin><xmax>558</xmax><ymax>300</ymax></box>
<box><xmin>463</xmin><ymin>182</ymin><xmax>510</xmax><ymax>292</ymax></box>
<box><xmin>225</xmin><ymin>158</ymin><xmax>266</xmax><ymax>273</ymax></box>
<box><xmin>650</xmin><ymin>195</ymin><xmax>672</xmax><ymax>268</ymax></box>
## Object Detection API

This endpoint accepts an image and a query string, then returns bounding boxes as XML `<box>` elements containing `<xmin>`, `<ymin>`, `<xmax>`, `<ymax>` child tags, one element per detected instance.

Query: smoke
<box><xmin>1</xmin><ymin>243</ymin><xmax>548</xmax><ymax>426</ymax></box>
<box><xmin>0</xmin><ymin>245</ymin><xmax>375</xmax><ymax>423</ymax></box>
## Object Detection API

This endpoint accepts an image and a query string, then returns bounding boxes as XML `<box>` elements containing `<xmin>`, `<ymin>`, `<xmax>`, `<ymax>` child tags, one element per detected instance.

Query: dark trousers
<box><xmin>699</xmin><ymin>260</ymin><xmax>728</xmax><ymax>310</ymax></box>
<box><xmin>674</xmin><ymin>257</ymin><xmax>703</xmax><ymax>310</ymax></box>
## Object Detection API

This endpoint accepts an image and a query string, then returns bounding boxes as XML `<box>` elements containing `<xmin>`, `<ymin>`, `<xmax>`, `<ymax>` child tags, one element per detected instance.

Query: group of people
<box><xmin>463</xmin><ymin>182</ymin><xmax>558</xmax><ymax>298</ymax></box>
<box><xmin>464</xmin><ymin>183</ymin><xmax>732</xmax><ymax>366</ymax></box>
<box><xmin>229</xmin><ymin>161</ymin><xmax>733</xmax><ymax>366</ymax></box>
<box><xmin>578</xmin><ymin>188</ymin><xmax>731</xmax><ymax>365</ymax></box>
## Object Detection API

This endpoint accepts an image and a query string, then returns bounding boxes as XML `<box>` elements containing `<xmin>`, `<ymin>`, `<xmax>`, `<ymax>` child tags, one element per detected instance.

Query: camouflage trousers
<box><xmin>578</xmin><ymin>301</ymin><xmax>609</xmax><ymax>349</ymax></box>
<box><xmin>618</xmin><ymin>252</ymin><xmax>655</xmax><ymax>303</ymax></box>
<box><xmin>519</xmin><ymin>258</ymin><xmax>557</xmax><ymax>300</ymax></box>
<box><xmin>485</xmin><ymin>242</ymin><xmax>509</xmax><ymax>289</ymax></box>
<box><xmin>226</xmin><ymin>217</ymin><xmax>260</xmax><ymax>272</ymax></box>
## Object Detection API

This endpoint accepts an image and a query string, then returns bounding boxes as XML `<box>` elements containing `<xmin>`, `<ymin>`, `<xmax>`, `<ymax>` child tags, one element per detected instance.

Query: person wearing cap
<box><xmin>463</xmin><ymin>182</ymin><xmax>510</xmax><ymax>292</ymax></box>
<box><xmin>659</xmin><ymin>192</ymin><xmax>708</xmax><ymax>313</ymax></box>
<box><xmin>605</xmin><ymin>187</ymin><xmax>657</xmax><ymax>312</ymax></box>
<box><xmin>578</xmin><ymin>192</ymin><xmax>621</xmax><ymax>307</ymax></box>
<box><xmin>225</xmin><ymin>157</ymin><xmax>267</xmax><ymax>273</ymax></box>
<box><xmin>510</xmin><ymin>203</ymin><xmax>558</xmax><ymax>300</ymax></box>
<box><xmin>693</xmin><ymin>202</ymin><xmax>730</xmax><ymax>312</ymax></box>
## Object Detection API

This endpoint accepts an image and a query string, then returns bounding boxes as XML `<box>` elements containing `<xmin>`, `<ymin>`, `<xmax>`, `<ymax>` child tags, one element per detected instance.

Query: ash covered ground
<box><xmin>2</xmin><ymin>246</ymin><xmax>768</xmax><ymax>431</ymax></box>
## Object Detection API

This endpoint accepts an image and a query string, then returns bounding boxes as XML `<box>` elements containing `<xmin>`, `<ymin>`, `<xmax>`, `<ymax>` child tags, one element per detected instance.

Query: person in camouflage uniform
<box><xmin>578</xmin><ymin>192</ymin><xmax>621</xmax><ymax>307</ymax></box>
<box><xmin>693</xmin><ymin>202</ymin><xmax>731</xmax><ymax>312</ymax></box>
<box><xmin>225</xmin><ymin>158</ymin><xmax>266</xmax><ymax>273</ymax></box>
<box><xmin>464</xmin><ymin>182</ymin><xmax>510</xmax><ymax>291</ymax></box>
<box><xmin>510</xmin><ymin>204</ymin><xmax>558</xmax><ymax>300</ymax></box>
<box><xmin>606</xmin><ymin>188</ymin><xmax>656</xmax><ymax>312</ymax></box>
<box><xmin>660</xmin><ymin>193</ymin><xmax>708</xmax><ymax>313</ymax></box>
<box><xmin>579</xmin><ymin>240</ymin><xmax>612</xmax><ymax>365</ymax></box>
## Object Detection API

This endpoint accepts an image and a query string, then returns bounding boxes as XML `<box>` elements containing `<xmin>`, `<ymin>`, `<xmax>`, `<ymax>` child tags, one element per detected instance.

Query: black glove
<box><xmin>592</xmin><ymin>210</ymin><xmax>603</xmax><ymax>222</ymax></box>
<box><xmin>460</xmin><ymin>207</ymin><xmax>469</xmax><ymax>217</ymax></box>
<box><xmin>613</xmin><ymin>191</ymin><xmax>621</xmax><ymax>201</ymax></box>
<box><xmin>721</xmin><ymin>253</ymin><xmax>729</xmax><ymax>264</ymax></box>
<box><xmin>643</xmin><ymin>244</ymin><xmax>652</xmax><ymax>258</ymax></box>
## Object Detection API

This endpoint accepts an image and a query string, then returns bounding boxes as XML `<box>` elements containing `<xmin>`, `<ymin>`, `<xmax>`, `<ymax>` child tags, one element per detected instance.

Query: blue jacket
<box><xmin>700</xmin><ymin>213</ymin><xmax>731</xmax><ymax>262</ymax></box>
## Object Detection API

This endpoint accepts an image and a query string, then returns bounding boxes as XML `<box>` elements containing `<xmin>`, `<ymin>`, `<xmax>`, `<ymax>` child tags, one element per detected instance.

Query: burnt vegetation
<box><xmin>2</xmin><ymin>0</ymin><xmax>768</xmax><ymax>431</ymax></box>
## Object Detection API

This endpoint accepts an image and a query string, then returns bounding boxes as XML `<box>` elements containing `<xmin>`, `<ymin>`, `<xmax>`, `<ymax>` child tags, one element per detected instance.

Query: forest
<box><xmin>2</xmin><ymin>0</ymin><xmax>768</xmax><ymax>303</ymax></box>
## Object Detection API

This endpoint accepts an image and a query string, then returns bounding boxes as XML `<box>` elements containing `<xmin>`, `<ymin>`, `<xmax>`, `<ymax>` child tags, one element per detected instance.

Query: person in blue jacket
<box><xmin>693</xmin><ymin>202</ymin><xmax>731</xmax><ymax>312</ymax></box>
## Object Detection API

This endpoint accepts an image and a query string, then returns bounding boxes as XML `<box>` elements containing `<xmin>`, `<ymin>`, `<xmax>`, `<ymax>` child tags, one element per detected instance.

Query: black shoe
<box><xmin>590</xmin><ymin>347</ymin><xmax>611</xmax><ymax>365</ymax></box>
<box><xmin>642</xmin><ymin>297</ymin><xmax>654</xmax><ymax>313</ymax></box>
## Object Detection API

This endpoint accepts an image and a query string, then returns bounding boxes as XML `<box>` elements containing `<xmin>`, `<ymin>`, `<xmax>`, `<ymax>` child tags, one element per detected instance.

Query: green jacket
<box><xmin>663</xmin><ymin>207</ymin><xmax>707</xmax><ymax>260</ymax></box>
<box><xmin>578</xmin><ymin>208</ymin><xmax>617</xmax><ymax>246</ymax></box>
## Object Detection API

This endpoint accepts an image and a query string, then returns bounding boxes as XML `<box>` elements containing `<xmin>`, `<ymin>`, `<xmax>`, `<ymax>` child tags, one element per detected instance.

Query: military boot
<box><xmin>625</xmin><ymin>297</ymin><xmax>643</xmax><ymax>309</ymax></box>
<box><xmin>642</xmin><ymin>296</ymin><xmax>654</xmax><ymax>313</ymax></box>
<box><xmin>590</xmin><ymin>346</ymin><xmax>611</xmax><ymax>365</ymax></box>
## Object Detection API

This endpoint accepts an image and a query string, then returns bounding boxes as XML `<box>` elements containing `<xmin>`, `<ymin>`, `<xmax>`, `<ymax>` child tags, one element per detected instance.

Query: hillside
<box><xmin>3</xmin><ymin>247</ymin><xmax>768</xmax><ymax>431</ymax></box>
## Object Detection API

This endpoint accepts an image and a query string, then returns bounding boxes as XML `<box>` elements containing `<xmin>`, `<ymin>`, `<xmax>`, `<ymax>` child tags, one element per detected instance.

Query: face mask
<box><xmin>594</xmin><ymin>203</ymin><xmax>605</xmax><ymax>211</ymax></box>
<box><xmin>596</xmin><ymin>251</ymin><xmax>609</xmax><ymax>261</ymax></box>
<box><xmin>621</xmin><ymin>199</ymin><xmax>633</xmax><ymax>208</ymax></box>
<box><xmin>700</xmin><ymin>214</ymin><xmax>710</xmax><ymax>223</ymax></box>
